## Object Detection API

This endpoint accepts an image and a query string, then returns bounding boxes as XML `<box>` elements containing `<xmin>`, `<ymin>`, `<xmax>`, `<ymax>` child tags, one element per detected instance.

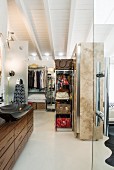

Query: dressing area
<box><xmin>0</xmin><ymin>0</ymin><xmax>114</xmax><ymax>170</ymax></box>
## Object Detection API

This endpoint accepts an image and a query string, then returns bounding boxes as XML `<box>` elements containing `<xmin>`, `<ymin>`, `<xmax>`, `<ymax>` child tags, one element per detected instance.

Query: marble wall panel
<box><xmin>77</xmin><ymin>43</ymin><xmax>104</xmax><ymax>140</ymax></box>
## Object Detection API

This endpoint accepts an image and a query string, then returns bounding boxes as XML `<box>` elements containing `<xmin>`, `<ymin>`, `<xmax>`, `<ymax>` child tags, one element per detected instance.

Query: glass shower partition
<box><xmin>92</xmin><ymin>1</ymin><xmax>114</xmax><ymax>168</ymax></box>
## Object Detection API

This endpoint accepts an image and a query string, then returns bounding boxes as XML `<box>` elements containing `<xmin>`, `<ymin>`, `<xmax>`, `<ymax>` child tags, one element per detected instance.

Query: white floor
<box><xmin>12</xmin><ymin>111</ymin><xmax>113</xmax><ymax>170</ymax></box>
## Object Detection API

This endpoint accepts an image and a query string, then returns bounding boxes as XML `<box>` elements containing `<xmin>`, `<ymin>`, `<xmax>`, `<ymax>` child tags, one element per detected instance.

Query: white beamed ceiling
<box><xmin>7</xmin><ymin>0</ymin><xmax>114</xmax><ymax>60</ymax></box>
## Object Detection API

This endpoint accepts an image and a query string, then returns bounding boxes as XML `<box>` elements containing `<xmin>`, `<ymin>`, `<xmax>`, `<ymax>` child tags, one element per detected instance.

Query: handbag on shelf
<box><xmin>56</xmin><ymin>92</ymin><xmax>69</xmax><ymax>100</ymax></box>
<box><xmin>55</xmin><ymin>59</ymin><xmax>73</xmax><ymax>70</ymax></box>
<box><xmin>56</xmin><ymin>104</ymin><xmax>71</xmax><ymax>114</ymax></box>
<box><xmin>56</xmin><ymin>118</ymin><xmax>71</xmax><ymax>128</ymax></box>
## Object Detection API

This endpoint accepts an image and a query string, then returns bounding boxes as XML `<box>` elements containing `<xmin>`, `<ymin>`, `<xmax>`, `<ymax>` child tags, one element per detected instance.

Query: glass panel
<box><xmin>92</xmin><ymin>0</ymin><xmax>114</xmax><ymax>169</ymax></box>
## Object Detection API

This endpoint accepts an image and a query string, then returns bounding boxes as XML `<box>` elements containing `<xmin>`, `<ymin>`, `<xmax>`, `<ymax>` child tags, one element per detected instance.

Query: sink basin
<box><xmin>0</xmin><ymin>103</ymin><xmax>32</xmax><ymax>122</ymax></box>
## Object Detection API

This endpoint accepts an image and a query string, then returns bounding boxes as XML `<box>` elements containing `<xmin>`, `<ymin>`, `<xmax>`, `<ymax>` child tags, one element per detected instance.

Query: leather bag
<box><xmin>55</xmin><ymin>59</ymin><xmax>73</xmax><ymax>70</ymax></box>
<box><xmin>56</xmin><ymin>104</ymin><xmax>71</xmax><ymax>114</ymax></box>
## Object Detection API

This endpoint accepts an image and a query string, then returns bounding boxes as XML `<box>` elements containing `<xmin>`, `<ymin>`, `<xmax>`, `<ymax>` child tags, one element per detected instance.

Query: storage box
<box><xmin>37</xmin><ymin>102</ymin><xmax>46</xmax><ymax>110</ymax></box>
<box><xmin>28</xmin><ymin>102</ymin><xmax>37</xmax><ymax>110</ymax></box>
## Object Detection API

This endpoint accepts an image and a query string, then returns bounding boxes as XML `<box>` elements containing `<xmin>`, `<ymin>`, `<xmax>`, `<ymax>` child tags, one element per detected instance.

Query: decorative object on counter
<box><xmin>0</xmin><ymin>103</ymin><xmax>32</xmax><ymax>122</ymax></box>
<box><xmin>13</xmin><ymin>79</ymin><xmax>25</xmax><ymax>104</ymax></box>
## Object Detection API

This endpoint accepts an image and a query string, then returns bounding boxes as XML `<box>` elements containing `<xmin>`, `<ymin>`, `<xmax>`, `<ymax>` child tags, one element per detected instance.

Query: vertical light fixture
<box><xmin>6</xmin><ymin>76</ymin><xmax>11</xmax><ymax>104</ymax></box>
<box><xmin>6</xmin><ymin>71</ymin><xmax>15</xmax><ymax>104</ymax></box>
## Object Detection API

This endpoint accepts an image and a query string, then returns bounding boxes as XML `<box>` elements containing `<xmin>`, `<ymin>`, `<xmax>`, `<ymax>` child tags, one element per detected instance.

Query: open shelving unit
<box><xmin>55</xmin><ymin>69</ymin><xmax>73</xmax><ymax>131</ymax></box>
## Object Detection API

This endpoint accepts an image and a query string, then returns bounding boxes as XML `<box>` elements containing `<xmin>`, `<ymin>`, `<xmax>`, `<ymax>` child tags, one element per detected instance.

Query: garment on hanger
<box><xmin>34</xmin><ymin>71</ymin><xmax>37</xmax><ymax>88</ymax></box>
<box><xmin>13</xmin><ymin>80</ymin><xmax>26</xmax><ymax>104</ymax></box>
<box><xmin>36</xmin><ymin>71</ymin><xmax>41</xmax><ymax>89</ymax></box>
<box><xmin>28</xmin><ymin>70</ymin><xmax>34</xmax><ymax>88</ymax></box>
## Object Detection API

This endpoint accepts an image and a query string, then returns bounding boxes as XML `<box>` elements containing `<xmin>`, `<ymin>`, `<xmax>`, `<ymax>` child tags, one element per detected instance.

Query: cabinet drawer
<box><xmin>0</xmin><ymin>129</ymin><xmax>14</xmax><ymax>157</ymax></box>
<box><xmin>37</xmin><ymin>102</ymin><xmax>46</xmax><ymax>110</ymax></box>
<box><xmin>15</xmin><ymin>126</ymin><xmax>27</xmax><ymax>150</ymax></box>
<box><xmin>15</xmin><ymin>135</ymin><xmax>28</xmax><ymax>161</ymax></box>
<box><xmin>28</xmin><ymin>118</ymin><xmax>33</xmax><ymax>131</ymax></box>
<box><xmin>0</xmin><ymin>142</ymin><xmax>14</xmax><ymax>170</ymax></box>
<box><xmin>27</xmin><ymin>110</ymin><xmax>33</xmax><ymax>122</ymax></box>
<box><xmin>27</xmin><ymin>126</ymin><xmax>33</xmax><ymax>139</ymax></box>
<box><xmin>15</xmin><ymin>116</ymin><xmax>27</xmax><ymax>138</ymax></box>
<box><xmin>3</xmin><ymin>155</ymin><xmax>14</xmax><ymax>170</ymax></box>
<box><xmin>0</xmin><ymin>123</ymin><xmax>15</xmax><ymax>142</ymax></box>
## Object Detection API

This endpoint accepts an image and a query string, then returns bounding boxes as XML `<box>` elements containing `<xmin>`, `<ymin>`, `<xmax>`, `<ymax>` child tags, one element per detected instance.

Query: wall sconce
<box><xmin>6</xmin><ymin>31</ymin><xmax>15</xmax><ymax>49</ymax></box>
<box><xmin>9</xmin><ymin>70</ymin><xmax>15</xmax><ymax>77</ymax></box>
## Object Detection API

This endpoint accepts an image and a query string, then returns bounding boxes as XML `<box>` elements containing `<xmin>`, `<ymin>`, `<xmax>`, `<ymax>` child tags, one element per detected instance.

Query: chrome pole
<box><xmin>76</xmin><ymin>44</ymin><xmax>81</xmax><ymax>133</ymax></box>
<box><xmin>96</xmin><ymin>62</ymin><xmax>101</xmax><ymax>126</ymax></box>
<box><xmin>104</xmin><ymin>57</ymin><xmax>110</xmax><ymax>136</ymax></box>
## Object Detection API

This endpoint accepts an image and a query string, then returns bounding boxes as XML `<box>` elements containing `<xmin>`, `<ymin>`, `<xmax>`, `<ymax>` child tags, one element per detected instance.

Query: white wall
<box><xmin>0</xmin><ymin>0</ymin><xmax>8</xmax><ymax>97</ymax></box>
<box><xmin>0</xmin><ymin>0</ymin><xmax>8</xmax><ymax>39</ymax></box>
<box><xmin>28</xmin><ymin>55</ymin><xmax>55</xmax><ymax>68</ymax></box>
<box><xmin>5</xmin><ymin>41</ymin><xmax>28</xmax><ymax>103</ymax></box>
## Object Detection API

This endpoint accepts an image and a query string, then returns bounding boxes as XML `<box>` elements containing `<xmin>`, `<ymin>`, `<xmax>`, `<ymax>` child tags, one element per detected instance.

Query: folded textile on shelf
<box><xmin>28</xmin><ymin>99</ymin><xmax>45</xmax><ymax>103</ymax></box>
<box><xmin>56</xmin><ymin>92</ymin><xmax>69</xmax><ymax>100</ymax></box>
<box><xmin>28</xmin><ymin>94</ymin><xmax>46</xmax><ymax>100</ymax></box>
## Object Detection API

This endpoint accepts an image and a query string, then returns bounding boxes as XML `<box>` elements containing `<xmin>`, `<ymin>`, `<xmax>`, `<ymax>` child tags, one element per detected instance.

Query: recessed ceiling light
<box><xmin>44</xmin><ymin>52</ymin><xmax>50</xmax><ymax>56</ymax></box>
<box><xmin>58</xmin><ymin>52</ymin><xmax>64</xmax><ymax>56</ymax></box>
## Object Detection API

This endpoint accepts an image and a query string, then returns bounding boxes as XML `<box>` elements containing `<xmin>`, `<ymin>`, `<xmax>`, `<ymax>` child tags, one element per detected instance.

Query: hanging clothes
<box><xmin>28</xmin><ymin>68</ymin><xmax>47</xmax><ymax>90</ymax></box>
<box><xmin>28</xmin><ymin>70</ymin><xmax>34</xmax><ymax>88</ymax></box>
<box><xmin>34</xmin><ymin>71</ymin><xmax>37</xmax><ymax>88</ymax></box>
<box><xmin>36</xmin><ymin>71</ymin><xmax>41</xmax><ymax>89</ymax></box>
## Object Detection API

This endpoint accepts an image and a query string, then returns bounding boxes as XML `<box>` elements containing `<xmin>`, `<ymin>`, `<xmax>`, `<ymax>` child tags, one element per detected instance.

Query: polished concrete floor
<box><xmin>12</xmin><ymin>111</ymin><xmax>113</xmax><ymax>170</ymax></box>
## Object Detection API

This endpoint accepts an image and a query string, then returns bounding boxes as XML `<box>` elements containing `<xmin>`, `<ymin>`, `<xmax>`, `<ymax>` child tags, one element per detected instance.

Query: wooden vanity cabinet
<box><xmin>0</xmin><ymin>108</ymin><xmax>33</xmax><ymax>170</ymax></box>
